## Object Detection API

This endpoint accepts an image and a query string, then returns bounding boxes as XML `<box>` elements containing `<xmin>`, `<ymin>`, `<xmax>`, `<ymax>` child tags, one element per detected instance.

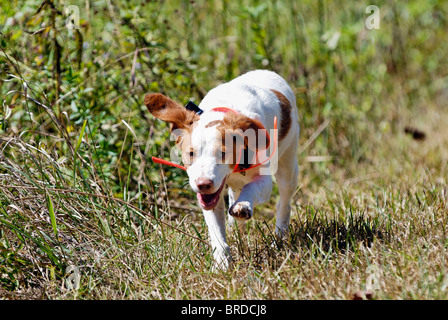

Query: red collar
<box><xmin>152</xmin><ymin>108</ymin><xmax>277</xmax><ymax>174</ymax></box>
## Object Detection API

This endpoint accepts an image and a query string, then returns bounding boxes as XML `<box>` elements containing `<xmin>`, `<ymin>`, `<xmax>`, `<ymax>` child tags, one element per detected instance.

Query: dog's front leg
<box><xmin>229</xmin><ymin>174</ymin><xmax>272</xmax><ymax>220</ymax></box>
<box><xmin>203</xmin><ymin>195</ymin><xmax>232</xmax><ymax>270</ymax></box>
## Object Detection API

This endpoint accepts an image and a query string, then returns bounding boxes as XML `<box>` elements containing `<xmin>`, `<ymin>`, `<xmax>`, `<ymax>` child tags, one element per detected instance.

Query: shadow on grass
<box><xmin>288</xmin><ymin>213</ymin><xmax>389</xmax><ymax>253</ymax></box>
<box><xmin>244</xmin><ymin>212</ymin><xmax>390</xmax><ymax>269</ymax></box>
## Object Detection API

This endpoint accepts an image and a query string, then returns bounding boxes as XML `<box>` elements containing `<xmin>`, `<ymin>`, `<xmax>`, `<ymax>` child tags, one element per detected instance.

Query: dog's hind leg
<box><xmin>274</xmin><ymin>138</ymin><xmax>299</xmax><ymax>238</ymax></box>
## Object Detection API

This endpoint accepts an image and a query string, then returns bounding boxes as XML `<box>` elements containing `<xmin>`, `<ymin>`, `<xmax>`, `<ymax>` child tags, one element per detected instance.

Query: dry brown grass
<box><xmin>1</xmin><ymin>103</ymin><xmax>446</xmax><ymax>300</ymax></box>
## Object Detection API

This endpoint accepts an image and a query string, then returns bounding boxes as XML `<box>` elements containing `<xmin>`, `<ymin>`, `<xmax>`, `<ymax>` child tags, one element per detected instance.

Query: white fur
<box><xmin>189</xmin><ymin>70</ymin><xmax>299</xmax><ymax>270</ymax></box>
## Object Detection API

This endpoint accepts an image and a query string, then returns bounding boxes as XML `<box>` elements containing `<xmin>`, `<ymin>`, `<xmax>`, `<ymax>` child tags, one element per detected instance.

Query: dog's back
<box><xmin>198</xmin><ymin>70</ymin><xmax>299</xmax><ymax>145</ymax></box>
<box><xmin>232</xmin><ymin>70</ymin><xmax>300</xmax><ymax>146</ymax></box>
<box><xmin>231</xmin><ymin>70</ymin><xmax>296</xmax><ymax>110</ymax></box>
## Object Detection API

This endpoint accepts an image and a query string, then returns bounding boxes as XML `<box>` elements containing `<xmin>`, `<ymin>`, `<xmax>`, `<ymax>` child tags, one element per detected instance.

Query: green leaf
<box><xmin>75</xmin><ymin>119</ymin><xmax>87</xmax><ymax>152</ymax></box>
<box><xmin>46</xmin><ymin>193</ymin><xmax>58</xmax><ymax>237</ymax></box>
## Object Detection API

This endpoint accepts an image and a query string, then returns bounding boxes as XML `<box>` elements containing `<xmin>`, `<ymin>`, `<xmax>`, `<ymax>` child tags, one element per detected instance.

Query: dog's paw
<box><xmin>229</xmin><ymin>201</ymin><xmax>252</xmax><ymax>220</ymax></box>
<box><xmin>275</xmin><ymin>224</ymin><xmax>289</xmax><ymax>239</ymax></box>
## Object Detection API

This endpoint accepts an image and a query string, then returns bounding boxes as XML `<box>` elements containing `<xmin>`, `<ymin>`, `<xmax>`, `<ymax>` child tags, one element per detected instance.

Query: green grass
<box><xmin>1</xmin><ymin>0</ymin><xmax>448</xmax><ymax>299</ymax></box>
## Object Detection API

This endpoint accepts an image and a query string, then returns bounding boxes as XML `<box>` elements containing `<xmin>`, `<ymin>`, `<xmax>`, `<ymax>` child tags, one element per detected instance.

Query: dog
<box><xmin>145</xmin><ymin>70</ymin><xmax>299</xmax><ymax>269</ymax></box>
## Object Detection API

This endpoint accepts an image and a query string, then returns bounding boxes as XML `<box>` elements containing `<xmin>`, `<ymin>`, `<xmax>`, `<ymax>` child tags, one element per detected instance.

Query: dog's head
<box><xmin>145</xmin><ymin>93</ymin><xmax>269</xmax><ymax>210</ymax></box>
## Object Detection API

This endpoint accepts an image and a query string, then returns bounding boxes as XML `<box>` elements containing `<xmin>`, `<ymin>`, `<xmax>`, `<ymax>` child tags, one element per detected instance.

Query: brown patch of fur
<box><xmin>216</xmin><ymin>112</ymin><xmax>269</xmax><ymax>151</ymax></box>
<box><xmin>145</xmin><ymin>93</ymin><xmax>200</xmax><ymax>168</ymax></box>
<box><xmin>205</xmin><ymin>120</ymin><xmax>222</xmax><ymax>128</ymax></box>
<box><xmin>207</xmin><ymin>113</ymin><xmax>269</xmax><ymax>170</ymax></box>
<box><xmin>270</xmin><ymin>89</ymin><xmax>292</xmax><ymax>140</ymax></box>
<box><xmin>179</xmin><ymin>133</ymin><xmax>194</xmax><ymax>168</ymax></box>
<box><xmin>144</xmin><ymin>93</ymin><xmax>199</xmax><ymax>131</ymax></box>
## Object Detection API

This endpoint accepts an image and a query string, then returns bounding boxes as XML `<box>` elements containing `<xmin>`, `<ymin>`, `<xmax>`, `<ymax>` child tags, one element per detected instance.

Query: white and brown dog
<box><xmin>145</xmin><ymin>70</ymin><xmax>299</xmax><ymax>269</ymax></box>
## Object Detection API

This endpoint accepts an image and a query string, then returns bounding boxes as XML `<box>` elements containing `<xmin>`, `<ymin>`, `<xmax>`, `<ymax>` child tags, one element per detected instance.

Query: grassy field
<box><xmin>1</xmin><ymin>0</ymin><xmax>447</xmax><ymax>300</ymax></box>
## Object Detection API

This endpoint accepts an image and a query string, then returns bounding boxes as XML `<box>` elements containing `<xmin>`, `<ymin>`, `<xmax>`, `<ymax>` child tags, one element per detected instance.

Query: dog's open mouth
<box><xmin>197</xmin><ymin>179</ymin><xmax>226</xmax><ymax>210</ymax></box>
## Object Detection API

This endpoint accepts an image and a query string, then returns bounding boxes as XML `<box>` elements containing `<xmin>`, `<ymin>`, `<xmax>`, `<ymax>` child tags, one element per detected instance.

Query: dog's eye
<box><xmin>189</xmin><ymin>151</ymin><xmax>194</xmax><ymax>158</ymax></box>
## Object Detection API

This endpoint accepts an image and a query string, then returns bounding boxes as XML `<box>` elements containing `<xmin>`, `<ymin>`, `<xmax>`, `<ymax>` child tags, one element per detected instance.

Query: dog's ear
<box><xmin>220</xmin><ymin>113</ymin><xmax>270</xmax><ymax>151</ymax></box>
<box><xmin>144</xmin><ymin>93</ymin><xmax>199</xmax><ymax>132</ymax></box>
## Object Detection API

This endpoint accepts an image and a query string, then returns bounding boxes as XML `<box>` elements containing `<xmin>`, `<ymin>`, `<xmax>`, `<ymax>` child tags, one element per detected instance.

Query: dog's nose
<box><xmin>196</xmin><ymin>178</ymin><xmax>214</xmax><ymax>193</ymax></box>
